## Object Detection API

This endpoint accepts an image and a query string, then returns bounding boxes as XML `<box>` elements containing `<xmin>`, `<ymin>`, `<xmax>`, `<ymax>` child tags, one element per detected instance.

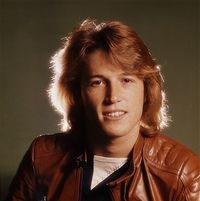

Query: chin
<box><xmin>102</xmin><ymin>127</ymin><xmax>127</xmax><ymax>138</ymax></box>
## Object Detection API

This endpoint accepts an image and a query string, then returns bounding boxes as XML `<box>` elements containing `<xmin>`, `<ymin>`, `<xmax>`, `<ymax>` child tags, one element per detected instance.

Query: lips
<box><xmin>103</xmin><ymin>110</ymin><xmax>127</xmax><ymax>120</ymax></box>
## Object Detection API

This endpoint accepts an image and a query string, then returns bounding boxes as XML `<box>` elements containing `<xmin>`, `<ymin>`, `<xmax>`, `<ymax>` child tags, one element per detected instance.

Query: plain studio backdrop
<box><xmin>0</xmin><ymin>0</ymin><xmax>199</xmax><ymax>199</ymax></box>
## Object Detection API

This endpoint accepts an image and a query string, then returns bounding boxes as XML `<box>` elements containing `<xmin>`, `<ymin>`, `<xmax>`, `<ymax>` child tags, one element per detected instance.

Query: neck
<box><xmin>86</xmin><ymin>125</ymin><xmax>140</xmax><ymax>158</ymax></box>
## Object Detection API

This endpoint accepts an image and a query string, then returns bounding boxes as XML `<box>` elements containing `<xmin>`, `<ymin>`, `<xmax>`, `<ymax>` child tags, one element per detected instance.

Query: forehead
<box><xmin>84</xmin><ymin>50</ymin><xmax>135</xmax><ymax>76</ymax></box>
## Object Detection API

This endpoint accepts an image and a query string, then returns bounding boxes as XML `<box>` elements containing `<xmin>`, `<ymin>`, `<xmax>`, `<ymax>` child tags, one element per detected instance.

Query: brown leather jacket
<box><xmin>6</xmin><ymin>132</ymin><xmax>200</xmax><ymax>201</ymax></box>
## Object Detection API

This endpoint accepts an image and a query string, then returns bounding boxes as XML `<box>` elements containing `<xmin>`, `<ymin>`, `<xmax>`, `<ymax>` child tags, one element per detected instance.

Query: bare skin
<box><xmin>81</xmin><ymin>50</ymin><xmax>144</xmax><ymax>158</ymax></box>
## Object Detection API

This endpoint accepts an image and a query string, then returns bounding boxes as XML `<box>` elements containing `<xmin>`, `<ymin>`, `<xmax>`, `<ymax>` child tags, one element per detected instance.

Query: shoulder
<box><xmin>31</xmin><ymin>131</ymin><xmax>79</xmax><ymax>159</ymax></box>
<box><xmin>29</xmin><ymin>131</ymin><xmax>84</xmax><ymax>179</ymax></box>
<box><xmin>143</xmin><ymin>133</ymin><xmax>200</xmax><ymax>170</ymax></box>
<box><xmin>143</xmin><ymin>133</ymin><xmax>200</xmax><ymax>187</ymax></box>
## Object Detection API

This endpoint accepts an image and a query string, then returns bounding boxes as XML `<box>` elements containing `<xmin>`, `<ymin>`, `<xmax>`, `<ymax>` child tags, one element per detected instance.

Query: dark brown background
<box><xmin>0</xmin><ymin>0</ymin><xmax>199</xmax><ymax>199</ymax></box>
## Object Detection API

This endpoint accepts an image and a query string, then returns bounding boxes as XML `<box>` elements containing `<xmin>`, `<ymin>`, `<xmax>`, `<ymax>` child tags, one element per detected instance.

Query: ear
<box><xmin>140</xmin><ymin>120</ymin><xmax>150</xmax><ymax>129</ymax></box>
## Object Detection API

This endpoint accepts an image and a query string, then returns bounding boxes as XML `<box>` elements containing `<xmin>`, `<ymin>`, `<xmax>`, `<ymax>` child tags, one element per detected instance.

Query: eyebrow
<box><xmin>85</xmin><ymin>73</ymin><xmax>137</xmax><ymax>82</ymax></box>
<box><xmin>86</xmin><ymin>72</ymin><xmax>136</xmax><ymax>78</ymax></box>
<box><xmin>120</xmin><ymin>72</ymin><xmax>137</xmax><ymax>76</ymax></box>
<box><xmin>85</xmin><ymin>75</ymin><xmax>105</xmax><ymax>79</ymax></box>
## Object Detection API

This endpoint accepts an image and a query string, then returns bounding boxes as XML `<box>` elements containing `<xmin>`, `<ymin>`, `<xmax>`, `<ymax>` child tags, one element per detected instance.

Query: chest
<box><xmin>36</xmin><ymin>160</ymin><xmax>179</xmax><ymax>201</ymax></box>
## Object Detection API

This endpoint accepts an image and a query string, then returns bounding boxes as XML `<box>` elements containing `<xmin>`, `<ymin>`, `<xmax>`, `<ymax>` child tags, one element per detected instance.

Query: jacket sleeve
<box><xmin>179</xmin><ymin>153</ymin><xmax>200</xmax><ymax>201</ymax></box>
<box><xmin>5</xmin><ymin>140</ymin><xmax>37</xmax><ymax>201</ymax></box>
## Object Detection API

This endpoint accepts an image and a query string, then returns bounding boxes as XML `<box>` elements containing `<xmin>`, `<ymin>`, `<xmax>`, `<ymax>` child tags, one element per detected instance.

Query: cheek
<box><xmin>137</xmin><ymin>88</ymin><xmax>145</xmax><ymax>115</ymax></box>
<box><xmin>81</xmin><ymin>91</ymin><xmax>103</xmax><ymax>122</ymax></box>
<box><xmin>127</xmin><ymin>86</ymin><xmax>144</xmax><ymax>112</ymax></box>
<box><xmin>137</xmin><ymin>88</ymin><xmax>144</xmax><ymax>105</ymax></box>
<box><xmin>136</xmin><ymin>82</ymin><xmax>144</xmax><ymax>101</ymax></box>
<box><xmin>136</xmin><ymin>87</ymin><xmax>144</xmax><ymax>107</ymax></box>
<box><xmin>81</xmin><ymin>90</ymin><xmax>102</xmax><ymax>111</ymax></box>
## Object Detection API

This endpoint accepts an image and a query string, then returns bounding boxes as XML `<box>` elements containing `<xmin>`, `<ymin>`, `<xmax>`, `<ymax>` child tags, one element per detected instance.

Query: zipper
<box><xmin>37</xmin><ymin>195</ymin><xmax>47</xmax><ymax>201</ymax></box>
<box><xmin>106</xmin><ymin>184</ymin><xmax>115</xmax><ymax>201</ymax></box>
<box><xmin>43</xmin><ymin>196</ymin><xmax>47</xmax><ymax>201</ymax></box>
<box><xmin>123</xmin><ymin>180</ymin><xmax>128</xmax><ymax>201</ymax></box>
<box><xmin>106</xmin><ymin>181</ymin><xmax>128</xmax><ymax>201</ymax></box>
<box><xmin>78</xmin><ymin>164</ymin><xmax>84</xmax><ymax>201</ymax></box>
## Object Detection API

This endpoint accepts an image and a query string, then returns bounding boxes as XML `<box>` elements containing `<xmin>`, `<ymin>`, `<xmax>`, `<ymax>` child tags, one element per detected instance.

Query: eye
<box><xmin>89</xmin><ymin>79</ymin><xmax>104</xmax><ymax>87</ymax></box>
<box><xmin>122</xmin><ymin>78</ymin><xmax>134</xmax><ymax>83</ymax></box>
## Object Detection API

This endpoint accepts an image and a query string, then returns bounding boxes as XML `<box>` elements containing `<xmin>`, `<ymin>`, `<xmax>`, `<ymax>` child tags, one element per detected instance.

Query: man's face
<box><xmin>81</xmin><ymin>50</ymin><xmax>144</xmax><ymax>140</ymax></box>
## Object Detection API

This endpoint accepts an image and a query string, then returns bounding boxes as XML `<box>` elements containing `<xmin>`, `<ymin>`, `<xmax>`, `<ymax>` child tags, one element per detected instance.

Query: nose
<box><xmin>104</xmin><ymin>82</ymin><xmax>121</xmax><ymax>105</ymax></box>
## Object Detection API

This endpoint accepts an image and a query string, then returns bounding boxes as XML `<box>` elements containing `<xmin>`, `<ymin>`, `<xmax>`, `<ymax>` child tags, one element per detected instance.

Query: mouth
<box><xmin>102</xmin><ymin>110</ymin><xmax>127</xmax><ymax>120</ymax></box>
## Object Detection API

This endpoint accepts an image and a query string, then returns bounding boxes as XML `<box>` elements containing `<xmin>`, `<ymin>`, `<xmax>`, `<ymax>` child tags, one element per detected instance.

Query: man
<box><xmin>6</xmin><ymin>19</ymin><xmax>200</xmax><ymax>201</ymax></box>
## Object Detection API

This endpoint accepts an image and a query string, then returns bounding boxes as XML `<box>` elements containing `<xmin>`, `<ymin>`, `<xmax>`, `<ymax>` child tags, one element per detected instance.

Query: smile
<box><xmin>103</xmin><ymin>111</ymin><xmax>127</xmax><ymax>120</ymax></box>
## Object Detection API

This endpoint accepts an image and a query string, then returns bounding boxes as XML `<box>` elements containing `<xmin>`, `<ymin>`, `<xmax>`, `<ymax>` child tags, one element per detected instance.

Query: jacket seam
<box><xmin>31</xmin><ymin>137</ymin><xmax>38</xmax><ymax>179</ymax></box>
<box><xmin>143</xmin><ymin>136</ymin><xmax>194</xmax><ymax>175</ymax></box>
<box><xmin>143</xmin><ymin>156</ymin><xmax>181</xmax><ymax>175</ymax></box>
<box><xmin>179</xmin><ymin>156</ymin><xmax>200</xmax><ymax>200</ymax></box>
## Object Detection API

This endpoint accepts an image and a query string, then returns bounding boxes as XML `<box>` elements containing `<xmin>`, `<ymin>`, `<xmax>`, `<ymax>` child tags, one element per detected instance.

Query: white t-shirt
<box><xmin>91</xmin><ymin>155</ymin><xmax>128</xmax><ymax>189</ymax></box>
